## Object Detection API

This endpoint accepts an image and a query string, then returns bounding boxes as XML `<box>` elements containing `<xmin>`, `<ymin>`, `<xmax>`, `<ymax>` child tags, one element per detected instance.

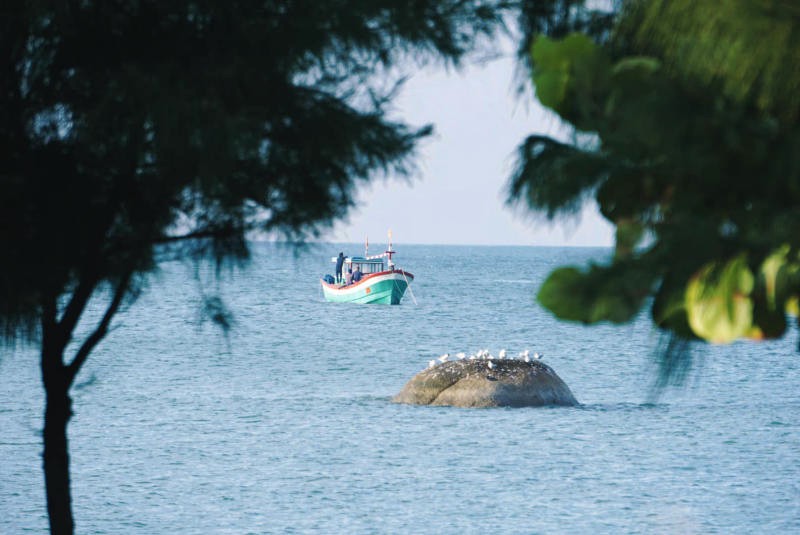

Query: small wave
<box><xmin>579</xmin><ymin>402</ymin><xmax>668</xmax><ymax>412</ymax></box>
<box><xmin>768</xmin><ymin>420</ymin><xmax>791</xmax><ymax>427</ymax></box>
<box><xmin>491</xmin><ymin>279</ymin><xmax>538</xmax><ymax>284</ymax></box>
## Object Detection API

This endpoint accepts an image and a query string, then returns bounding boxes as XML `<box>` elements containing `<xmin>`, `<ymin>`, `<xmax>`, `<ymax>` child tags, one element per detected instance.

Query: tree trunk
<box><xmin>37</xmin><ymin>271</ymin><xmax>125</xmax><ymax>534</ymax></box>
<box><xmin>41</xmin><ymin>335</ymin><xmax>75</xmax><ymax>535</ymax></box>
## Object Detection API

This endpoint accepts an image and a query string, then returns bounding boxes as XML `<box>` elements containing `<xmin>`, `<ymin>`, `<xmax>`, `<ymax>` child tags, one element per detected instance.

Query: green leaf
<box><xmin>652</xmin><ymin>283</ymin><xmax>697</xmax><ymax>340</ymax></box>
<box><xmin>611</xmin><ymin>56</ymin><xmax>661</xmax><ymax>78</ymax></box>
<box><xmin>530</xmin><ymin>33</ymin><xmax>608</xmax><ymax>124</ymax></box>
<box><xmin>537</xmin><ymin>267</ymin><xmax>591</xmax><ymax>323</ymax></box>
<box><xmin>537</xmin><ymin>262</ymin><xmax>653</xmax><ymax>325</ymax></box>
<box><xmin>786</xmin><ymin>297</ymin><xmax>799</xmax><ymax>317</ymax></box>
<box><xmin>685</xmin><ymin>255</ymin><xmax>754</xmax><ymax>343</ymax></box>
<box><xmin>758</xmin><ymin>244</ymin><xmax>800</xmax><ymax>312</ymax></box>
<box><xmin>749</xmin><ymin>245</ymin><xmax>800</xmax><ymax>338</ymax></box>
<box><xmin>760</xmin><ymin>246</ymin><xmax>787</xmax><ymax>309</ymax></box>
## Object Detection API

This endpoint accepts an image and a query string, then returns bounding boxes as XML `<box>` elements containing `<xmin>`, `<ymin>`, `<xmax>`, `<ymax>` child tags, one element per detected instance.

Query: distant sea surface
<box><xmin>2</xmin><ymin>243</ymin><xmax>799</xmax><ymax>534</ymax></box>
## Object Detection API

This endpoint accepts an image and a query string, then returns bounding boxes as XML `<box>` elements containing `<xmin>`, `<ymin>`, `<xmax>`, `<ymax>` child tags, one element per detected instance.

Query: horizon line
<box><xmin>249</xmin><ymin>238</ymin><xmax>612</xmax><ymax>249</ymax></box>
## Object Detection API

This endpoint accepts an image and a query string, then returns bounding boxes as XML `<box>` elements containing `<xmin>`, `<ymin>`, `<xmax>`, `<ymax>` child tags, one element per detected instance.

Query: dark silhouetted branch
<box><xmin>56</xmin><ymin>273</ymin><xmax>99</xmax><ymax>349</ymax></box>
<box><xmin>65</xmin><ymin>271</ymin><xmax>132</xmax><ymax>387</ymax></box>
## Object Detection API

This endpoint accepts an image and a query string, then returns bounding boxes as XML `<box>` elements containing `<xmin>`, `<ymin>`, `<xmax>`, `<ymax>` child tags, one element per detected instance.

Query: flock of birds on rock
<box><xmin>427</xmin><ymin>349</ymin><xmax>542</xmax><ymax>369</ymax></box>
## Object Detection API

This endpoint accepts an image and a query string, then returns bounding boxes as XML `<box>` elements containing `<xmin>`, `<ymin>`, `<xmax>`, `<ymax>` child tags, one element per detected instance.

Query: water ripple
<box><xmin>2</xmin><ymin>244</ymin><xmax>799</xmax><ymax>534</ymax></box>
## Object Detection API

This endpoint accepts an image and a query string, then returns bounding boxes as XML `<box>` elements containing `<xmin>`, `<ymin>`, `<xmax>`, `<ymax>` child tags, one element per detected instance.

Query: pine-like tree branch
<box><xmin>56</xmin><ymin>272</ymin><xmax>99</xmax><ymax>347</ymax></box>
<box><xmin>65</xmin><ymin>271</ymin><xmax>132</xmax><ymax>387</ymax></box>
<box><xmin>153</xmin><ymin>226</ymin><xmax>247</xmax><ymax>245</ymax></box>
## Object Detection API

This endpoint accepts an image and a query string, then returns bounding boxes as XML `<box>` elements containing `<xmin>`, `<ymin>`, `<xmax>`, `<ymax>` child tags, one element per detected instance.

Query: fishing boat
<box><xmin>320</xmin><ymin>232</ymin><xmax>415</xmax><ymax>305</ymax></box>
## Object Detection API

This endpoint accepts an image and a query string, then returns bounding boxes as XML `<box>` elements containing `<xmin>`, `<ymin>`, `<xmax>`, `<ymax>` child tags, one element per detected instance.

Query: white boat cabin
<box><xmin>344</xmin><ymin>256</ymin><xmax>386</xmax><ymax>275</ymax></box>
<box><xmin>325</xmin><ymin>254</ymin><xmax>394</xmax><ymax>286</ymax></box>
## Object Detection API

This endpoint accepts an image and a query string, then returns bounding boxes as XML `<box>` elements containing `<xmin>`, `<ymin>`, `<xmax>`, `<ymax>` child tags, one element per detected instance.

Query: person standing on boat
<box><xmin>353</xmin><ymin>265</ymin><xmax>362</xmax><ymax>282</ymax></box>
<box><xmin>335</xmin><ymin>252</ymin><xmax>345</xmax><ymax>283</ymax></box>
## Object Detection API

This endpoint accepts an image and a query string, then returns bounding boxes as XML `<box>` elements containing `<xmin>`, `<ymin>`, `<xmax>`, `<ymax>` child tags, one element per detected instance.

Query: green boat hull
<box><xmin>321</xmin><ymin>271</ymin><xmax>412</xmax><ymax>305</ymax></box>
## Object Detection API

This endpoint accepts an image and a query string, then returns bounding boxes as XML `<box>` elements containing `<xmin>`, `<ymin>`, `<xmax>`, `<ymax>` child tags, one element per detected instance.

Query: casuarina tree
<box><xmin>508</xmin><ymin>0</ymin><xmax>800</xmax><ymax>379</ymax></box>
<box><xmin>0</xmin><ymin>2</ymin><xmax>509</xmax><ymax>532</ymax></box>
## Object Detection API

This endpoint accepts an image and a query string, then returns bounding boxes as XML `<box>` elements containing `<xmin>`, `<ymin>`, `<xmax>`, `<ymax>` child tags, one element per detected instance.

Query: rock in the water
<box><xmin>392</xmin><ymin>359</ymin><xmax>578</xmax><ymax>408</ymax></box>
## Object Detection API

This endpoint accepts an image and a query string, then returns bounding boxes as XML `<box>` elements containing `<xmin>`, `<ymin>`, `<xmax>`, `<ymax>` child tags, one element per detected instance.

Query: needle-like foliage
<box><xmin>0</xmin><ymin>2</ymin><xmax>507</xmax><ymax>532</ymax></box>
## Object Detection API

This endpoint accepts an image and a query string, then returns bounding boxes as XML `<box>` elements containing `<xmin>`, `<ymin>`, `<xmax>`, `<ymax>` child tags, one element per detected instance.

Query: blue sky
<box><xmin>325</xmin><ymin>51</ymin><xmax>614</xmax><ymax>247</ymax></box>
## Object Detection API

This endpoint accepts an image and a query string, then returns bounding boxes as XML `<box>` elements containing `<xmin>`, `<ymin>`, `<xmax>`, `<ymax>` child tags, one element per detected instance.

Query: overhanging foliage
<box><xmin>509</xmin><ymin>0</ymin><xmax>800</xmax><ymax>350</ymax></box>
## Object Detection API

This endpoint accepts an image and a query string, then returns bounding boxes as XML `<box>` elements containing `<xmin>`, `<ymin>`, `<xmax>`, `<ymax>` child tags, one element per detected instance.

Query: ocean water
<box><xmin>2</xmin><ymin>243</ymin><xmax>799</xmax><ymax>534</ymax></box>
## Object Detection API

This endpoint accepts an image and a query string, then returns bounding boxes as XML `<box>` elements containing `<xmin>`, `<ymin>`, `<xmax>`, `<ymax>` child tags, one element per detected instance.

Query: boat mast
<box><xmin>386</xmin><ymin>229</ymin><xmax>395</xmax><ymax>270</ymax></box>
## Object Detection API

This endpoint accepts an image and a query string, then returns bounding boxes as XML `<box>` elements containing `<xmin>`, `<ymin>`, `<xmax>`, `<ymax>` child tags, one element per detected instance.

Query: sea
<box><xmin>1</xmin><ymin>243</ymin><xmax>799</xmax><ymax>534</ymax></box>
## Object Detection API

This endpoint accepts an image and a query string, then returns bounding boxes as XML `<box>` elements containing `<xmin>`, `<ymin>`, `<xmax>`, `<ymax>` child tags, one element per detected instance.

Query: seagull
<box><xmin>519</xmin><ymin>349</ymin><xmax>530</xmax><ymax>360</ymax></box>
<box><xmin>523</xmin><ymin>355</ymin><xmax>530</xmax><ymax>363</ymax></box>
<box><xmin>533</xmin><ymin>352</ymin><xmax>542</xmax><ymax>360</ymax></box>
<box><xmin>498</xmin><ymin>349</ymin><xmax>507</xmax><ymax>359</ymax></box>
<box><xmin>456</xmin><ymin>352</ymin><xmax>466</xmax><ymax>360</ymax></box>
<box><xmin>487</xmin><ymin>360</ymin><xmax>495</xmax><ymax>370</ymax></box>
<box><xmin>438</xmin><ymin>353</ymin><xmax>450</xmax><ymax>363</ymax></box>
<box><xmin>428</xmin><ymin>360</ymin><xmax>436</xmax><ymax>369</ymax></box>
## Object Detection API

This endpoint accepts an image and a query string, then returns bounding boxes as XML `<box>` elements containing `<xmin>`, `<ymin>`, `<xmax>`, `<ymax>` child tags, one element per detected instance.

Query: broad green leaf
<box><xmin>611</xmin><ymin>56</ymin><xmax>661</xmax><ymax>78</ymax></box>
<box><xmin>786</xmin><ymin>297</ymin><xmax>799</xmax><ymax>317</ymax></box>
<box><xmin>760</xmin><ymin>244</ymin><xmax>790</xmax><ymax>310</ymax></box>
<box><xmin>757</xmin><ymin>246</ymin><xmax>800</xmax><ymax>328</ymax></box>
<box><xmin>537</xmin><ymin>262</ymin><xmax>652</xmax><ymax>325</ymax></box>
<box><xmin>652</xmin><ymin>283</ymin><xmax>697</xmax><ymax>340</ymax></box>
<box><xmin>537</xmin><ymin>267</ymin><xmax>591</xmax><ymax>323</ymax></box>
<box><xmin>530</xmin><ymin>33</ymin><xmax>608</xmax><ymax>123</ymax></box>
<box><xmin>685</xmin><ymin>256</ymin><xmax>754</xmax><ymax>343</ymax></box>
<box><xmin>605</xmin><ymin>56</ymin><xmax>662</xmax><ymax>119</ymax></box>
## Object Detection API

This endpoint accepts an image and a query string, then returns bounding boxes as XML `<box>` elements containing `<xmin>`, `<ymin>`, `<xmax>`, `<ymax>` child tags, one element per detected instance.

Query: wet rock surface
<box><xmin>392</xmin><ymin>359</ymin><xmax>578</xmax><ymax>408</ymax></box>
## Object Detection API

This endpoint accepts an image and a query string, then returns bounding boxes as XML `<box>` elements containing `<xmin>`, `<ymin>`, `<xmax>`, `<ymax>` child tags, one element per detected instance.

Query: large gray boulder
<box><xmin>392</xmin><ymin>359</ymin><xmax>578</xmax><ymax>408</ymax></box>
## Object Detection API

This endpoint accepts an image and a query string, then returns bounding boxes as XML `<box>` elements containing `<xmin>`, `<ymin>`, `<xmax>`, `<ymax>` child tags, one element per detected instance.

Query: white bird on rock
<box><xmin>533</xmin><ymin>352</ymin><xmax>542</xmax><ymax>360</ymax></box>
<box><xmin>428</xmin><ymin>360</ymin><xmax>436</xmax><ymax>369</ymax></box>
<box><xmin>456</xmin><ymin>352</ymin><xmax>466</xmax><ymax>360</ymax></box>
<box><xmin>498</xmin><ymin>349</ymin><xmax>507</xmax><ymax>359</ymax></box>
<box><xmin>487</xmin><ymin>360</ymin><xmax>495</xmax><ymax>370</ymax></box>
<box><xmin>438</xmin><ymin>353</ymin><xmax>450</xmax><ymax>363</ymax></box>
<box><xmin>519</xmin><ymin>349</ymin><xmax>530</xmax><ymax>360</ymax></box>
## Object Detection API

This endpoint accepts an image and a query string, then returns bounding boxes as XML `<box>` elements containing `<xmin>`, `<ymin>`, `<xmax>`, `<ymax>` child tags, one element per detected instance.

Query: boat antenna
<box><xmin>365</xmin><ymin>235</ymin><xmax>369</xmax><ymax>257</ymax></box>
